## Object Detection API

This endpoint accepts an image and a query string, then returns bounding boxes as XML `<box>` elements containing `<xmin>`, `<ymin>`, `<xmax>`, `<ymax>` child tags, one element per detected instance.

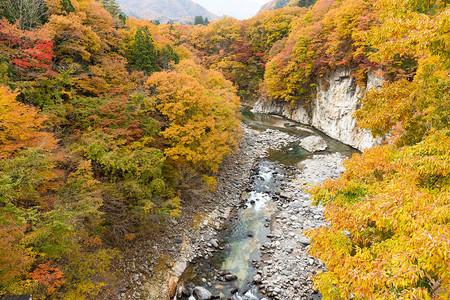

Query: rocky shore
<box><xmin>253</xmin><ymin>154</ymin><xmax>346</xmax><ymax>299</ymax></box>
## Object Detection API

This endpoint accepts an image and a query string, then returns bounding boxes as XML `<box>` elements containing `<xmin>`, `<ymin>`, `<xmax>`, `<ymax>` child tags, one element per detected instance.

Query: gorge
<box><xmin>0</xmin><ymin>0</ymin><xmax>447</xmax><ymax>299</ymax></box>
<box><xmin>139</xmin><ymin>110</ymin><xmax>358</xmax><ymax>299</ymax></box>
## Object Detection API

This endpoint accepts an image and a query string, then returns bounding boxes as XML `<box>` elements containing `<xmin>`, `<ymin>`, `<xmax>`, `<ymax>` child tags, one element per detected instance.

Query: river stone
<box><xmin>225</xmin><ymin>274</ymin><xmax>238</xmax><ymax>281</ymax></box>
<box><xmin>210</xmin><ymin>239</ymin><xmax>219</xmax><ymax>248</ymax></box>
<box><xmin>177</xmin><ymin>285</ymin><xmax>190</xmax><ymax>297</ymax></box>
<box><xmin>253</xmin><ymin>274</ymin><xmax>262</xmax><ymax>283</ymax></box>
<box><xmin>193</xmin><ymin>286</ymin><xmax>213</xmax><ymax>300</ymax></box>
<box><xmin>299</xmin><ymin>136</ymin><xmax>327</xmax><ymax>153</ymax></box>
<box><xmin>298</xmin><ymin>236</ymin><xmax>311</xmax><ymax>245</ymax></box>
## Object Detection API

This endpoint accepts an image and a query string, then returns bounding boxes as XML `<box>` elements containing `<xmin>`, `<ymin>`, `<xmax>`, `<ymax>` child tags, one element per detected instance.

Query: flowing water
<box><xmin>176</xmin><ymin>110</ymin><xmax>357</xmax><ymax>299</ymax></box>
<box><xmin>241</xmin><ymin>108</ymin><xmax>356</xmax><ymax>165</ymax></box>
<box><xmin>179</xmin><ymin>161</ymin><xmax>282</xmax><ymax>298</ymax></box>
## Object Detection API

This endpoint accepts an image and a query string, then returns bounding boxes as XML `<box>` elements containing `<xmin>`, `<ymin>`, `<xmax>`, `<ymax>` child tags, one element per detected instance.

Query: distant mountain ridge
<box><xmin>117</xmin><ymin>0</ymin><xmax>217</xmax><ymax>23</ymax></box>
<box><xmin>259</xmin><ymin>0</ymin><xmax>317</xmax><ymax>12</ymax></box>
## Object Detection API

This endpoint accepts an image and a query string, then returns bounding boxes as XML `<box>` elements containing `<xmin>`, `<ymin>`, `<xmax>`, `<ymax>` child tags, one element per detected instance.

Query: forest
<box><xmin>0</xmin><ymin>0</ymin><xmax>448</xmax><ymax>299</ymax></box>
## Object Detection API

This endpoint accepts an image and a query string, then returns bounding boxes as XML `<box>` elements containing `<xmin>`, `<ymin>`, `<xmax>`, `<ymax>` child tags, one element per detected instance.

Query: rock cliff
<box><xmin>253</xmin><ymin>69</ymin><xmax>383</xmax><ymax>151</ymax></box>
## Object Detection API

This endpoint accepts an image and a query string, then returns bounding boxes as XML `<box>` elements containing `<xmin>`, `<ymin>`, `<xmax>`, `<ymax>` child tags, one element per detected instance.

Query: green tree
<box><xmin>194</xmin><ymin>15</ymin><xmax>205</xmax><ymax>25</ymax></box>
<box><xmin>289</xmin><ymin>0</ymin><xmax>317</xmax><ymax>8</ymax></box>
<box><xmin>61</xmin><ymin>0</ymin><xmax>75</xmax><ymax>14</ymax></box>
<box><xmin>95</xmin><ymin>0</ymin><xmax>121</xmax><ymax>17</ymax></box>
<box><xmin>158</xmin><ymin>44</ymin><xmax>180</xmax><ymax>69</ymax></box>
<box><xmin>130</xmin><ymin>27</ymin><xmax>158</xmax><ymax>74</ymax></box>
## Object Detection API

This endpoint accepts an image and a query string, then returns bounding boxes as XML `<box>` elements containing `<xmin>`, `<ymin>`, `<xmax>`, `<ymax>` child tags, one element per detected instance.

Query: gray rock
<box><xmin>177</xmin><ymin>285</ymin><xmax>190</xmax><ymax>297</ymax></box>
<box><xmin>299</xmin><ymin>136</ymin><xmax>327</xmax><ymax>153</ymax></box>
<box><xmin>193</xmin><ymin>286</ymin><xmax>213</xmax><ymax>300</ymax></box>
<box><xmin>244</xmin><ymin>291</ymin><xmax>259</xmax><ymax>300</ymax></box>
<box><xmin>210</xmin><ymin>239</ymin><xmax>219</xmax><ymax>248</ymax></box>
<box><xmin>298</xmin><ymin>236</ymin><xmax>311</xmax><ymax>246</ymax></box>
<box><xmin>253</xmin><ymin>274</ymin><xmax>262</xmax><ymax>283</ymax></box>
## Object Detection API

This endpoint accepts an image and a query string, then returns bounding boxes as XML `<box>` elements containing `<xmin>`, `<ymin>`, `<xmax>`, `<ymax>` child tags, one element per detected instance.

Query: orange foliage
<box><xmin>0</xmin><ymin>86</ymin><xmax>57</xmax><ymax>158</ymax></box>
<box><xmin>307</xmin><ymin>133</ymin><xmax>450</xmax><ymax>299</ymax></box>
<box><xmin>306</xmin><ymin>2</ymin><xmax>450</xmax><ymax>298</ymax></box>
<box><xmin>27</xmin><ymin>263</ymin><xmax>65</xmax><ymax>293</ymax></box>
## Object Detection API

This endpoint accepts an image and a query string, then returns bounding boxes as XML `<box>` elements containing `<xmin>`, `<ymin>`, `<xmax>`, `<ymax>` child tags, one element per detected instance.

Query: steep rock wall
<box><xmin>253</xmin><ymin>69</ymin><xmax>383</xmax><ymax>151</ymax></box>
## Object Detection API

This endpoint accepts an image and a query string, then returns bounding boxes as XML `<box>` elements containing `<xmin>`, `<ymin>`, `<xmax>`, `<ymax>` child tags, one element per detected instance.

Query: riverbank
<box><xmin>254</xmin><ymin>153</ymin><xmax>346</xmax><ymax>299</ymax></box>
<box><xmin>112</xmin><ymin>123</ymin><xmax>306</xmax><ymax>299</ymax></box>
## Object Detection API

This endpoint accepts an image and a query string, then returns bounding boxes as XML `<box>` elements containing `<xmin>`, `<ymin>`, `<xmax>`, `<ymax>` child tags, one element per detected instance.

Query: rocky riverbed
<box><xmin>166</xmin><ymin>126</ymin><xmax>313</xmax><ymax>299</ymax></box>
<box><xmin>253</xmin><ymin>154</ymin><xmax>346</xmax><ymax>299</ymax></box>
<box><xmin>173</xmin><ymin>122</ymin><xmax>349</xmax><ymax>299</ymax></box>
<box><xmin>116</xmin><ymin>124</ymin><xmax>310</xmax><ymax>300</ymax></box>
<box><xmin>114</xmin><ymin>113</ymin><xmax>350</xmax><ymax>299</ymax></box>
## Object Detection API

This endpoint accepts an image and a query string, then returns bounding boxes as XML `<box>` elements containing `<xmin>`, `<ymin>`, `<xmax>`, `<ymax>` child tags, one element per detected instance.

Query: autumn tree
<box><xmin>306</xmin><ymin>0</ymin><xmax>450</xmax><ymax>298</ymax></box>
<box><xmin>0</xmin><ymin>86</ymin><xmax>57</xmax><ymax>158</ymax></box>
<box><xmin>0</xmin><ymin>215</ymin><xmax>35</xmax><ymax>293</ymax></box>
<box><xmin>263</xmin><ymin>0</ymin><xmax>377</xmax><ymax>102</ymax></box>
<box><xmin>146</xmin><ymin>60</ymin><xmax>241</xmax><ymax>172</ymax></box>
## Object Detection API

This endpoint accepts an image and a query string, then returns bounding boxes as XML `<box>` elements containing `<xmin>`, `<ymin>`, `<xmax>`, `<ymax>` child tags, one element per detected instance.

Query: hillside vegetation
<box><xmin>0</xmin><ymin>0</ymin><xmax>238</xmax><ymax>297</ymax></box>
<box><xmin>0</xmin><ymin>0</ymin><xmax>449</xmax><ymax>298</ymax></box>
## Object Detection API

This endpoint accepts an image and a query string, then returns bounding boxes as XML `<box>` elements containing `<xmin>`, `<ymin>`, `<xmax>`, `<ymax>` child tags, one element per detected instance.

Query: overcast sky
<box><xmin>194</xmin><ymin>0</ymin><xmax>270</xmax><ymax>20</ymax></box>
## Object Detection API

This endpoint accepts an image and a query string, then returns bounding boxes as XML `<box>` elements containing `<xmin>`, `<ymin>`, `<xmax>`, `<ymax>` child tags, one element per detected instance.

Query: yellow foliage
<box><xmin>146</xmin><ymin>59</ymin><xmax>241</xmax><ymax>172</ymax></box>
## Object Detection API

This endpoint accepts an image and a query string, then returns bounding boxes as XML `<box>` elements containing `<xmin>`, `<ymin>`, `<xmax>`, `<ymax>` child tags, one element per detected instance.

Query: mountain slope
<box><xmin>117</xmin><ymin>0</ymin><xmax>217</xmax><ymax>23</ymax></box>
<box><xmin>259</xmin><ymin>0</ymin><xmax>317</xmax><ymax>12</ymax></box>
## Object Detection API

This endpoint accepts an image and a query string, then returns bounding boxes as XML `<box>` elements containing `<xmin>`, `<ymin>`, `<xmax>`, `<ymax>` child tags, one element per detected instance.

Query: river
<box><xmin>174</xmin><ymin>109</ymin><xmax>357</xmax><ymax>300</ymax></box>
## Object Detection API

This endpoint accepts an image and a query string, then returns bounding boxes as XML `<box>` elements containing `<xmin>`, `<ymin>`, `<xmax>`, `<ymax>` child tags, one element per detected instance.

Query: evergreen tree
<box><xmin>158</xmin><ymin>44</ymin><xmax>180</xmax><ymax>69</ymax></box>
<box><xmin>291</xmin><ymin>0</ymin><xmax>317</xmax><ymax>8</ymax></box>
<box><xmin>130</xmin><ymin>27</ymin><xmax>158</xmax><ymax>74</ymax></box>
<box><xmin>194</xmin><ymin>15</ymin><xmax>204</xmax><ymax>25</ymax></box>
<box><xmin>61</xmin><ymin>0</ymin><xmax>75</xmax><ymax>13</ymax></box>
<box><xmin>96</xmin><ymin>0</ymin><xmax>121</xmax><ymax>17</ymax></box>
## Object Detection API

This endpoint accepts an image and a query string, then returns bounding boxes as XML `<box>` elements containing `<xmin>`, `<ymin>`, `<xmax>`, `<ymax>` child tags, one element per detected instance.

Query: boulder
<box><xmin>298</xmin><ymin>236</ymin><xmax>311</xmax><ymax>246</ymax></box>
<box><xmin>253</xmin><ymin>274</ymin><xmax>262</xmax><ymax>283</ymax></box>
<box><xmin>193</xmin><ymin>286</ymin><xmax>213</xmax><ymax>300</ymax></box>
<box><xmin>224</xmin><ymin>274</ymin><xmax>238</xmax><ymax>281</ymax></box>
<box><xmin>177</xmin><ymin>285</ymin><xmax>190</xmax><ymax>297</ymax></box>
<box><xmin>299</xmin><ymin>136</ymin><xmax>327</xmax><ymax>153</ymax></box>
<box><xmin>245</xmin><ymin>291</ymin><xmax>259</xmax><ymax>300</ymax></box>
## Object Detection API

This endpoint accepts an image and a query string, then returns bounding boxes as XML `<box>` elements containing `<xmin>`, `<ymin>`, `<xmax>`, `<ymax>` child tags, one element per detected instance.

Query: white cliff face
<box><xmin>253</xmin><ymin>68</ymin><xmax>383</xmax><ymax>151</ymax></box>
